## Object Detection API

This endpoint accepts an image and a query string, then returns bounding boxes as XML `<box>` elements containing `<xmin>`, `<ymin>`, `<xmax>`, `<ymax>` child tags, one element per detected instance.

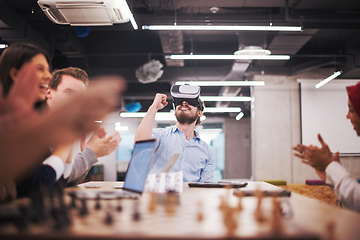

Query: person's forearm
<box><xmin>326</xmin><ymin>162</ymin><xmax>360</xmax><ymax>212</ymax></box>
<box><xmin>134</xmin><ymin>105</ymin><xmax>158</xmax><ymax>142</ymax></box>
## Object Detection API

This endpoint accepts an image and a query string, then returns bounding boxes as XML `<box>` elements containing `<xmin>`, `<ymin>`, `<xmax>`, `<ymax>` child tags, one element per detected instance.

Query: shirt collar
<box><xmin>171</xmin><ymin>125</ymin><xmax>201</xmax><ymax>141</ymax></box>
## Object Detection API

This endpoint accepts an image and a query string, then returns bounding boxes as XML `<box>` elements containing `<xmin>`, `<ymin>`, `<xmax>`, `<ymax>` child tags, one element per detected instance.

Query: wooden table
<box><xmin>1</xmin><ymin>181</ymin><xmax>360</xmax><ymax>239</ymax></box>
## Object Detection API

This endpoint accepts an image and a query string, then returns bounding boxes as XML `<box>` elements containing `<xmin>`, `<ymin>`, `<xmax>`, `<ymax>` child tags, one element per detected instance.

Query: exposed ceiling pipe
<box><xmin>158</xmin><ymin>30</ymin><xmax>184</xmax><ymax>67</ymax></box>
<box><xmin>285</xmin><ymin>0</ymin><xmax>360</xmax><ymax>23</ymax></box>
<box><xmin>215</xmin><ymin>34</ymin><xmax>252</xmax><ymax>108</ymax></box>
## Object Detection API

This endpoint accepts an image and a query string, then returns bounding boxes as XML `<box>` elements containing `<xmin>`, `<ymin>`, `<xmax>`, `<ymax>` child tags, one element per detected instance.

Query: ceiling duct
<box><xmin>159</xmin><ymin>31</ymin><xmax>184</xmax><ymax>67</ymax></box>
<box><xmin>215</xmin><ymin>46</ymin><xmax>257</xmax><ymax>108</ymax></box>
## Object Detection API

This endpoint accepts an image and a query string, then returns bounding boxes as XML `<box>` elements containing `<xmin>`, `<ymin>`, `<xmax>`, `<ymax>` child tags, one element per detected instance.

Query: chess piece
<box><xmin>148</xmin><ymin>192</ymin><xmax>156</xmax><ymax>214</ymax></box>
<box><xmin>116</xmin><ymin>197</ymin><xmax>122</xmax><ymax>212</ymax></box>
<box><xmin>104</xmin><ymin>211</ymin><xmax>113</xmax><ymax>225</ymax></box>
<box><xmin>17</xmin><ymin>205</ymin><xmax>31</xmax><ymax>231</ymax></box>
<box><xmin>271</xmin><ymin>197</ymin><xmax>283</xmax><ymax>236</ymax></box>
<box><xmin>254</xmin><ymin>188</ymin><xmax>265</xmax><ymax>222</ymax></box>
<box><xmin>78</xmin><ymin>198</ymin><xmax>88</xmax><ymax>216</ymax></box>
<box><xmin>166</xmin><ymin>192</ymin><xmax>176</xmax><ymax>216</ymax></box>
<box><xmin>325</xmin><ymin>220</ymin><xmax>336</xmax><ymax>240</ymax></box>
<box><xmin>29</xmin><ymin>187</ymin><xmax>47</xmax><ymax>223</ymax></box>
<box><xmin>197</xmin><ymin>200</ymin><xmax>204</xmax><ymax>222</ymax></box>
<box><xmin>218</xmin><ymin>195</ymin><xmax>227</xmax><ymax>211</ymax></box>
<box><xmin>95</xmin><ymin>195</ymin><xmax>101</xmax><ymax>210</ymax></box>
<box><xmin>68</xmin><ymin>192</ymin><xmax>77</xmax><ymax>209</ymax></box>
<box><xmin>222</xmin><ymin>203</ymin><xmax>238</xmax><ymax>236</ymax></box>
<box><xmin>236</xmin><ymin>190</ymin><xmax>244</xmax><ymax>212</ymax></box>
<box><xmin>218</xmin><ymin>191</ymin><xmax>239</xmax><ymax>236</ymax></box>
<box><xmin>133</xmin><ymin>200</ymin><xmax>141</xmax><ymax>221</ymax></box>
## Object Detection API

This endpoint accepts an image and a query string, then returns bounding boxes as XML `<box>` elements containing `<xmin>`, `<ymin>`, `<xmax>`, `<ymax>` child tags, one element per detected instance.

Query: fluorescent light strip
<box><xmin>116</xmin><ymin>126</ymin><xmax>129</xmax><ymax>131</ymax></box>
<box><xmin>168</xmin><ymin>55</ymin><xmax>290</xmax><ymax>60</ymax></box>
<box><xmin>175</xmin><ymin>81</ymin><xmax>265</xmax><ymax>86</ymax></box>
<box><xmin>115</xmin><ymin>121</ymin><xmax>129</xmax><ymax>131</ymax></box>
<box><xmin>200</xmin><ymin>96</ymin><xmax>251</xmax><ymax>102</ymax></box>
<box><xmin>120</xmin><ymin>112</ymin><xmax>146</xmax><ymax>118</ymax></box>
<box><xmin>120</xmin><ymin>108</ymin><xmax>241</xmax><ymax>117</ymax></box>
<box><xmin>0</xmin><ymin>44</ymin><xmax>8</xmax><ymax>49</ymax></box>
<box><xmin>142</xmin><ymin>25</ymin><xmax>302</xmax><ymax>31</ymax></box>
<box><xmin>118</xmin><ymin>0</ymin><xmax>138</xmax><ymax>30</ymax></box>
<box><xmin>120</xmin><ymin>112</ymin><xmax>206</xmax><ymax>121</ymax></box>
<box><xmin>203</xmin><ymin>107</ymin><xmax>241</xmax><ymax>113</ymax></box>
<box><xmin>315</xmin><ymin>71</ymin><xmax>342</xmax><ymax>89</ymax></box>
<box><xmin>155</xmin><ymin>113</ymin><xmax>176</xmax><ymax>121</ymax></box>
<box><xmin>236</xmin><ymin>112</ymin><xmax>244</xmax><ymax>121</ymax></box>
<box><xmin>129</xmin><ymin>14</ymin><xmax>138</xmax><ymax>30</ymax></box>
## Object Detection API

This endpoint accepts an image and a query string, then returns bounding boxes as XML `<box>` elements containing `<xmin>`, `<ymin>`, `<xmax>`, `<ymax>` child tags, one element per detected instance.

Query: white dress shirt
<box><xmin>326</xmin><ymin>161</ymin><xmax>360</xmax><ymax>212</ymax></box>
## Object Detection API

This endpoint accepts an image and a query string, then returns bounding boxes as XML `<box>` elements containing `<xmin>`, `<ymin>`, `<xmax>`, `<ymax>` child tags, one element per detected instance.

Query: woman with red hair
<box><xmin>293</xmin><ymin>82</ymin><xmax>360</xmax><ymax>213</ymax></box>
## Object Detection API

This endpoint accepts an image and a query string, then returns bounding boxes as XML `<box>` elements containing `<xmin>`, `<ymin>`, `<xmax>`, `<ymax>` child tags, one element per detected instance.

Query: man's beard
<box><xmin>175</xmin><ymin>110</ymin><xmax>198</xmax><ymax>124</ymax></box>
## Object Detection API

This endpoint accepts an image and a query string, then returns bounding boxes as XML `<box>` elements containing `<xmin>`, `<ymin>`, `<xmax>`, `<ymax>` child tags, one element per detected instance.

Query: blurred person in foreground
<box><xmin>293</xmin><ymin>81</ymin><xmax>360</xmax><ymax>212</ymax></box>
<box><xmin>0</xmin><ymin>42</ymin><xmax>126</xmax><ymax>200</ymax></box>
<box><xmin>45</xmin><ymin>67</ymin><xmax>122</xmax><ymax>187</ymax></box>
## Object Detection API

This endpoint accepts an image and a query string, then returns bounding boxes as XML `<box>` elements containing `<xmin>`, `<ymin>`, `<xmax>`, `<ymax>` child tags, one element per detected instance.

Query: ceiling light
<box><xmin>203</xmin><ymin>107</ymin><xmax>241</xmax><ymax>113</ymax></box>
<box><xmin>0</xmin><ymin>44</ymin><xmax>8</xmax><ymax>49</ymax></box>
<box><xmin>155</xmin><ymin>114</ymin><xmax>176</xmax><ymax>121</ymax></box>
<box><xmin>315</xmin><ymin>71</ymin><xmax>342</xmax><ymax>89</ymax></box>
<box><xmin>115</xmin><ymin>122</ymin><xmax>129</xmax><ymax>131</ymax></box>
<box><xmin>119</xmin><ymin>0</ymin><xmax>138</xmax><ymax>30</ymax></box>
<box><xmin>120</xmin><ymin>108</ymin><xmax>240</xmax><ymax>117</ymax></box>
<box><xmin>175</xmin><ymin>81</ymin><xmax>265</xmax><ymax>86</ymax></box>
<box><xmin>167</xmin><ymin>55</ymin><xmax>290</xmax><ymax>60</ymax></box>
<box><xmin>235</xmin><ymin>46</ymin><xmax>271</xmax><ymax>55</ymax></box>
<box><xmin>142</xmin><ymin>25</ymin><xmax>302</xmax><ymax>31</ymax></box>
<box><xmin>119</xmin><ymin>112</ymin><xmax>206</xmax><ymax>121</ymax></box>
<box><xmin>120</xmin><ymin>112</ymin><xmax>146</xmax><ymax>118</ymax></box>
<box><xmin>236</xmin><ymin>112</ymin><xmax>244</xmax><ymax>121</ymax></box>
<box><xmin>129</xmin><ymin>14</ymin><xmax>138</xmax><ymax>30</ymax></box>
<box><xmin>200</xmin><ymin>96</ymin><xmax>251</xmax><ymax>102</ymax></box>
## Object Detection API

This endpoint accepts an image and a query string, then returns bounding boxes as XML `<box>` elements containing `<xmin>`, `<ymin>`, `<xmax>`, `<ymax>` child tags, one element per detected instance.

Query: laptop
<box><xmin>116</xmin><ymin>138</ymin><xmax>157</xmax><ymax>197</ymax></box>
<box><xmin>79</xmin><ymin>139</ymin><xmax>157</xmax><ymax>199</ymax></box>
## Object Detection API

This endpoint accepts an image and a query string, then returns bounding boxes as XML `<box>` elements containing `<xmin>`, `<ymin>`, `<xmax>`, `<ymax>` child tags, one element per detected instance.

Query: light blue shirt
<box><xmin>149</xmin><ymin>125</ymin><xmax>216</xmax><ymax>182</ymax></box>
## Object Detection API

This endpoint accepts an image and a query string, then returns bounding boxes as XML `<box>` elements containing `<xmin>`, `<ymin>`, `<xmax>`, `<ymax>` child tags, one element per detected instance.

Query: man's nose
<box><xmin>181</xmin><ymin>101</ymin><xmax>188</xmax><ymax>105</ymax></box>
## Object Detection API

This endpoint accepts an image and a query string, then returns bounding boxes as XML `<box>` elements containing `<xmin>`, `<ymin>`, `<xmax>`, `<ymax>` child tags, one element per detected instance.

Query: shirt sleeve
<box><xmin>66</xmin><ymin>148</ymin><xmax>98</xmax><ymax>187</ymax></box>
<box><xmin>199</xmin><ymin>146</ymin><xmax>216</xmax><ymax>182</ymax></box>
<box><xmin>152</xmin><ymin>128</ymin><xmax>163</xmax><ymax>149</ymax></box>
<box><xmin>43</xmin><ymin>156</ymin><xmax>65</xmax><ymax>181</ymax></box>
<box><xmin>16</xmin><ymin>156</ymin><xmax>62</xmax><ymax>198</ymax></box>
<box><xmin>325</xmin><ymin>161</ymin><xmax>360</xmax><ymax>212</ymax></box>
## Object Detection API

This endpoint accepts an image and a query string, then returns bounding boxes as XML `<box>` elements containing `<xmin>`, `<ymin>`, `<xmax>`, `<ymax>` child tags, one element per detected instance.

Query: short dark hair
<box><xmin>0</xmin><ymin>42</ymin><xmax>51</xmax><ymax>96</ymax></box>
<box><xmin>50</xmin><ymin>67</ymin><xmax>89</xmax><ymax>90</ymax></box>
<box><xmin>195</xmin><ymin>101</ymin><xmax>205</xmax><ymax>125</ymax></box>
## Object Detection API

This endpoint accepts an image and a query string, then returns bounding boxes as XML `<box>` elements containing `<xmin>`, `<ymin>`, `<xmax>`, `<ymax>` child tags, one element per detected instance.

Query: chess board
<box><xmin>0</xmin><ymin>181</ymin><xmax>325</xmax><ymax>240</ymax></box>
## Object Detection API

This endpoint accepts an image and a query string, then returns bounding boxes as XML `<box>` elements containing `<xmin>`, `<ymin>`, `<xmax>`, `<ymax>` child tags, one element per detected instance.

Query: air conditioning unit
<box><xmin>37</xmin><ymin>0</ymin><xmax>133</xmax><ymax>26</ymax></box>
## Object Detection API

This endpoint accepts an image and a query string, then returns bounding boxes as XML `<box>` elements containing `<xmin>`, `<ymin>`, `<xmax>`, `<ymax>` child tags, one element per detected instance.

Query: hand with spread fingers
<box><xmin>81</xmin><ymin>127</ymin><xmax>122</xmax><ymax>158</ymax></box>
<box><xmin>293</xmin><ymin>133</ymin><xmax>339</xmax><ymax>172</ymax></box>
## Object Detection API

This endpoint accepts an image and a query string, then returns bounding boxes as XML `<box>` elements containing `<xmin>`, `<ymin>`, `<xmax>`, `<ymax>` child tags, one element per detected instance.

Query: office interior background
<box><xmin>1</xmin><ymin>0</ymin><xmax>360</xmax><ymax>183</ymax></box>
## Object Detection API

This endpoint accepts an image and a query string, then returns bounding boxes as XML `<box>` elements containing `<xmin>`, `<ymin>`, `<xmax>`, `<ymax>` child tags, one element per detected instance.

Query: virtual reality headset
<box><xmin>170</xmin><ymin>84</ymin><xmax>203</xmax><ymax>111</ymax></box>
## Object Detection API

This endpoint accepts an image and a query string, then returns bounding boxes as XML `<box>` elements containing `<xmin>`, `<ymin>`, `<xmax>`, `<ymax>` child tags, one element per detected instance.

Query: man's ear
<box><xmin>9</xmin><ymin>68</ymin><xmax>18</xmax><ymax>81</ymax></box>
<box><xmin>46</xmin><ymin>87</ymin><xmax>53</xmax><ymax>99</ymax></box>
<box><xmin>197</xmin><ymin>110</ymin><xmax>203</xmax><ymax>117</ymax></box>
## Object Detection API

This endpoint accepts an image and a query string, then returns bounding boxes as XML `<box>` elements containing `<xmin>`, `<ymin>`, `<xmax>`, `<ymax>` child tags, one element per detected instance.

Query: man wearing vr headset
<box><xmin>134</xmin><ymin>84</ymin><xmax>215</xmax><ymax>182</ymax></box>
